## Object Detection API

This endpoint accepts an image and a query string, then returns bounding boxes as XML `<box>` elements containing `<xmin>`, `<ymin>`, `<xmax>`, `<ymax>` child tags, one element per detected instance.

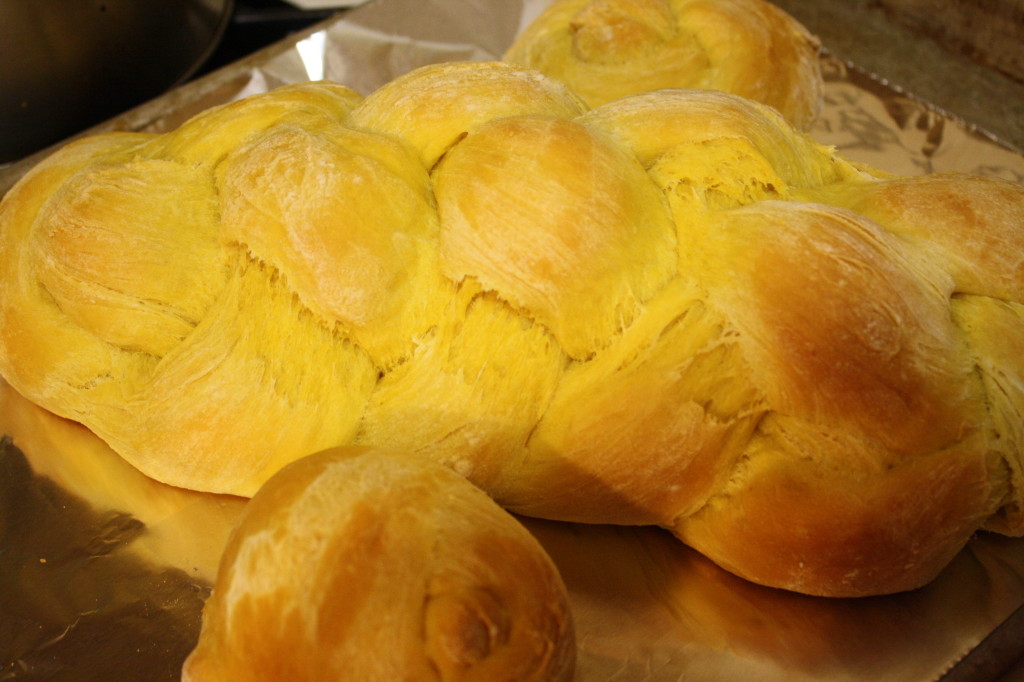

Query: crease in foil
<box><xmin>2</xmin><ymin>1</ymin><xmax>1024</xmax><ymax>680</ymax></box>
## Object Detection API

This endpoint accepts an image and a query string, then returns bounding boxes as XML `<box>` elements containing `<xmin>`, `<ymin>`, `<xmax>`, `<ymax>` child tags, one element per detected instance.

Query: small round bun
<box><xmin>181</xmin><ymin>446</ymin><xmax>576</xmax><ymax>681</ymax></box>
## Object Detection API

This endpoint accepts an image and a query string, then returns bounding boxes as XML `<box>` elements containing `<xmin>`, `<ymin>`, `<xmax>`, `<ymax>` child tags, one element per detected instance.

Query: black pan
<box><xmin>0</xmin><ymin>0</ymin><xmax>234</xmax><ymax>163</ymax></box>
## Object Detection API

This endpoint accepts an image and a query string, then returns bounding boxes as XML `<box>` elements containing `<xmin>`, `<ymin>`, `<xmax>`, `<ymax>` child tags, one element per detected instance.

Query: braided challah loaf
<box><xmin>503</xmin><ymin>0</ymin><xmax>824</xmax><ymax>130</ymax></box>
<box><xmin>1</xmin><ymin>61</ymin><xmax>1022</xmax><ymax>597</ymax></box>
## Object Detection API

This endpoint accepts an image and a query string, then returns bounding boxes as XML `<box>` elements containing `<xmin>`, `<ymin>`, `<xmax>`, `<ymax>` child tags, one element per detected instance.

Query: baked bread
<box><xmin>1</xmin><ymin>61</ymin><xmax>1022</xmax><ymax>596</ymax></box>
<box><xmin>181</xmin><ymin>446</ymin><xmax>576</xmax><ymax>681</ymax></box>
<box><xmin>503</xmin><ymin>0</ymin><xmax>824</xmax><ymax>130</ymax></box>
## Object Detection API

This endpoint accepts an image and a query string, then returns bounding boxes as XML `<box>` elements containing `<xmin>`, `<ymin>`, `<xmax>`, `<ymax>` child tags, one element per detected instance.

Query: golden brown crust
<box><xmin>434</xmin><ymin>113</ymin><xmax>676</xmax><ymax>359</ymax></box>
<box><xmin>795</xmin><ymin>173</ymin><xmax>1024</xmax><ymax>301</ymax></box>
<box><xmin>503</xmin><ymin>0</ymin><xmax>823</xmax><ymax>129</ymax></box>
<box><xmin>181</xmin><ymin>446</ymin><xmax>576</xmax><ymax>681</ymax></box>
<box><xmin>675</xmin><ymin>422</ymin><xmax>996</xmax><ymax>595</ymax></box>
<box><xmin>348</xmin><ymin>61</ymin><xmax>588</xmax><ymax>168</ymax></box>
<box><xmin>1</xmin><ymin>64</ymin><xmax>1022</xmax><ymax>597</ymax></box>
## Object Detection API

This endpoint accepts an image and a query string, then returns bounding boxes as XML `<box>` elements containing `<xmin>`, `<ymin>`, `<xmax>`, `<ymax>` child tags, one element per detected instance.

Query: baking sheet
<box><xmin>2</xmin><ymin>0</ymin><xmax>1024</xmax><ymax>679</ymax></box>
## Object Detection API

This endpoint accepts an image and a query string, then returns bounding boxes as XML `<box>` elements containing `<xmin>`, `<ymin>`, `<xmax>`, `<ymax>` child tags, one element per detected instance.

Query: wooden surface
<box><xmin>873</xmin><ymin>0</ymin><xmax>1024</xmax><ymax>81</ymax></box>
<box><xmin>771</xmin><ymin>0</ymin><xmax>1024</xmax><ymax>152</ymax></box>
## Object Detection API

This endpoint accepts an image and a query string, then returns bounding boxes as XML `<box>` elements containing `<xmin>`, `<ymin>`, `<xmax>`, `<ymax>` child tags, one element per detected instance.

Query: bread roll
<box><xmin>1</xmin><ymin>62</ymin><xmax>1022</xmax><ymax>596</ymax></box>
<box><xmin>181</xmin><ymin>446</ymin><xmax>576</xmax><ymax>681</ymax></box>
<box><xmin>503</xmin><ymin>0</ymin><xmax>823</xmax><ymax>130</ymax></box>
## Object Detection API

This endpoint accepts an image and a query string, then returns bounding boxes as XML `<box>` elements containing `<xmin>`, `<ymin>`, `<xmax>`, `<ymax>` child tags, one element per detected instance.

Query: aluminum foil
<box><xmin>2</xmin><ymin>1</ymin><xmax>1024</xmax><ymax>680</ymax></box>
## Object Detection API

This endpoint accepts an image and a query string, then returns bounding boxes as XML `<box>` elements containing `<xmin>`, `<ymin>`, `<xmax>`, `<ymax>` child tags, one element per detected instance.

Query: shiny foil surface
<box><xmin>2</xmin><ymin>1</ymin><xmax>1024</xmax><ymax>680</ymax></box>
